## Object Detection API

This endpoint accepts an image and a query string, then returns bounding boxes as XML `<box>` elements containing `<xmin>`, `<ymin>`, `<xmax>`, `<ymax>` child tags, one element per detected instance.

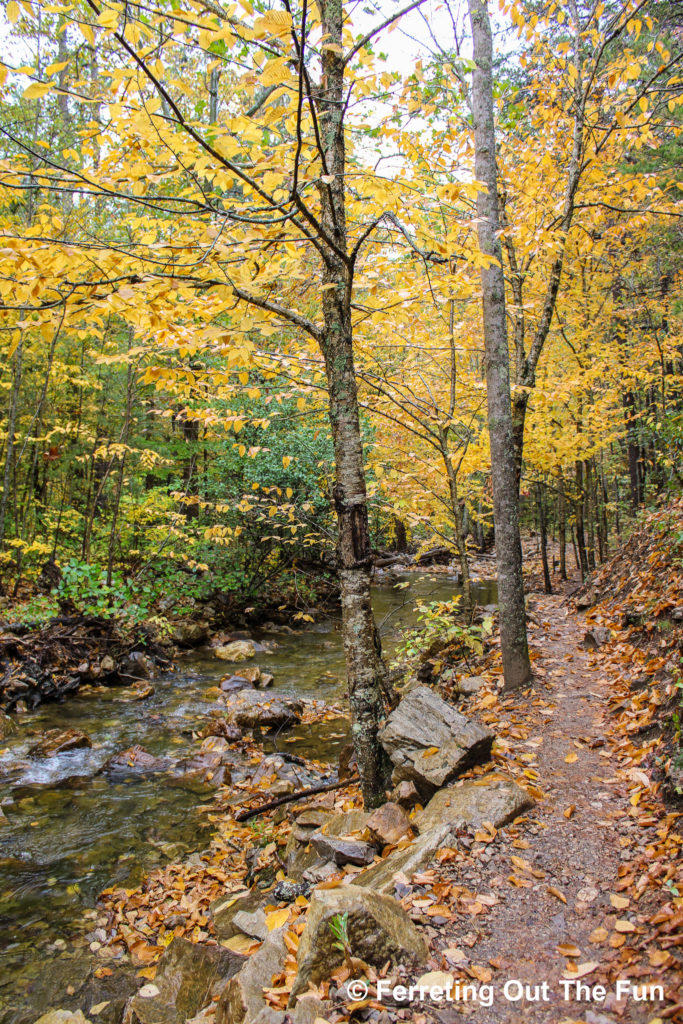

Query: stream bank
<box><xmin>0</xmin><ymin>572</ymin><xmax>496</xmax><ymax>1024</ymax></box>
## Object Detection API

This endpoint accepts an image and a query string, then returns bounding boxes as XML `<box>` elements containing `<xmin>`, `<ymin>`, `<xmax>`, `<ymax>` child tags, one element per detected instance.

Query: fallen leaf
<box><xmin>557</xmin><ymin>943</ymin><xmax>582</xmax><ymax>957</ymax></box>
<box><xmin>266</xmin><ymin>908</ymin><xmax>290</xmax><ymax>931</ymax></box>
<box><xmin>565</xmin><ymin>752</ymin><xmax>578</xmax><ymax>764</ymax></box>
<box><xmin>589</xmin><ymin>927</ymin><xmax>608</xmax><ymax>944</ymax></box>
<box><xmin>548</xmin><ymin>886</ymin><xmax>567</xmax><ymax>904</ymax></box>
<box><xmin>562</xmin><ymin>961</ymin><xmax>599</xmax><ymax>980</ymax></box>
<box><xmin>564</xmin><ymin>805</ymin><xmax>576</xmax><ymax>819</ymax></box>
<box><xmin>610</xmin><ymin>894</ymin><xmax>630</xmax><ymax>910</ymax></box>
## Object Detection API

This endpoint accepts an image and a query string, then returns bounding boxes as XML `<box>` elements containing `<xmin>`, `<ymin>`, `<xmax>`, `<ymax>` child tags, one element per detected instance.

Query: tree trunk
<box><xmin>536</xmin><ymin>481</ymin><xmax>552</xmax><ymax>594</ymax></box>
<box><xmin>558</xmin><ymin>470</ymin><xmax>567</xmax><ymax>580</ymax></box>
<box><xmin>575</xmin><ymin>460</ymin><xmax>589</xmax><ymax>578</ymax></box>
<box><xmin>317</xmin><ymin>0</ymin><xmax>390</xmax><ymax>806</ymax></box>
<box><xmin>468</xmin><ymin>0</ymin><xmax>531</xmax><ymax>690</ymax></box>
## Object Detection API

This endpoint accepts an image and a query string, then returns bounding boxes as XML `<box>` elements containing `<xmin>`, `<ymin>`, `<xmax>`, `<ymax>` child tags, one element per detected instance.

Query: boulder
<box><xmin>414</xmin><ymin>775</ymin><xmax>534</xmax><ymax>834</ymax></box>
<box><xmin>125</xmin><ymin>937</ymin><xmax>244</xmax><ymax>1024</ymax></box>
<box><xmin>289</xmin><ymin>887</ymin><xmax>428</xmax><ymax>1002</ymax></box>
<box><xmin>352</xmin><ymin>824</ymin><xmax>455</xmax><ymax>894</ymax></box>
<box><xmin>214</xmin><ymin>641</ymin><xmax>256</xmax><ymax>663</ymax></box>
<box><xmin>216</xmin><ymin>927</ymin><xmax>287</xmax><ymax>1024</ymax></box>
<box><xmin>230</xmin><ymin>908</ymin><xmax>268</xmax><ymax>941</ymax></box>
<box><xmin>103</xmin><ymin>746</ymin><xmax>168</xmax><ymax>774</ymax></box>
<box><xmin>29</xmin><ymin>729</ymin><xmax>91</xmax><ymax>758</ymax></box>
<box><xmin>200</xmin><ymin>714</ymin><xmax>242</xmax><ymax>742</ymax></box>
<box><xmin>0</xmin><ymin>711</ymin><xmax>17</xmax><ymax>740</ymax></box>
<box><xmin>455</xmin><ymin>675</ymin><xmax>487</xmax><ymax>695</ymax></box>
<box><xmin>379</xmin><ymin>685</ymin><xmax>493</xmax><ymax>795</ymax></box>
<box><xmin>366</xmin><ymin>801</ymin><xmax>412</xmax><ymax>847</ymax></box>
<box><xmin>223</xmin><ymin>692</ymin><xmax>303</xmax><ymax>732</ymax></box>
<box><xmin>575</xmin><ymin>589</ymin><xmax>596</xmax><ymax>611</ymax></box>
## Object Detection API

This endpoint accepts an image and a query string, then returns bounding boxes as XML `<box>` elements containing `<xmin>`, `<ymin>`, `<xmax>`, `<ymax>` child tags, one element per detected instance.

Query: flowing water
<box><xmin>0</xmin><ymin>573</ymin><xmax>496</xmax><ymax>1022</ymax></box>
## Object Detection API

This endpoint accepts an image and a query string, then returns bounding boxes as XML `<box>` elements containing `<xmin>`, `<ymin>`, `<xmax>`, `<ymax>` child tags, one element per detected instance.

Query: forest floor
<box><xmin>412</xmin><ymin>581</ymin><xmax>683</xmax><ymax>1024</ymax></box>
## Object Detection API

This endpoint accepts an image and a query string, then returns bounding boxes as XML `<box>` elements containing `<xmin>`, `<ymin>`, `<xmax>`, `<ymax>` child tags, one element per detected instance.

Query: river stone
<box><xmin>126</xmin><ymin>937</ymin><xmax>244</xmax><ymax>1024</ymax></box>
<box><xmin>379</xmin><ymin>685</ymin><xmax>493</xmax><ymax>795</ymax></box>
<box><xmin>223</xmin><ymin>691</ymin><xmax>303</xmax><ymax>731</ymax></box>
<box><xmin>170</xmin><ymin>750</ymin><xmax>230</xmax><ymax>792</ymax></box>
<box><xmin>230</xmin><ymin>908</ymin><xmax>268</xmax><ymax>941</ymax></box>
<box><xmin>414</xmin><ymin>775</ymin><xmax>534</xmax><ymax>833</ymax></box>
<box><xmin>103</xmin><ymin>746</ymin><xmax>168</xmax><ymax>774</ymax></box>
<box><xmin>390</xmin><ymin>780</ymin><xmax>420</xmax><ymax>809</ymax></box>
<box><xmin>120</xmin><ymin>651</ymin><xmax>157</xmax><ymax>679</ymax></box>
<box><xmin>214</xmin><ymin>641</ymin><xmax>256</xmax><ymax>662</ymax></box>
<box><xmin>33</xmin><ymin>1013</ymin><xmax>91</xmax><ymax>1024</ymax></box>
<box><xmin>289</xmin><ymin>887</ymin><xmax>428</xmax><ymax>1002</ymax></box>
<box><xmin>366</xmin><ymin>801</ymin><xmax>412</xmax><ymax>846</ymax></box>
<box><xmin>220</xmin><ymin>674</ymin><xmax>252</xmax><ymax>693</ymax></box>
<box><xmin>29</xmin><ymin>729</ymin><xmax>92</xmax><ymax>758</ymax></box>
<box><xmin>352</xmin><ymin>824</ymin><xmax>455</xmax><ymax>894</ymax></box>
<box><xmin>0</xmin><ymin>710</ymin><xmax>17</xmax><ymax>739</ymax></box>
<box><xmin>582</xmin><ymin>627</ymin><xmax>610</xmax><ymax>650</ymax></box>
<box><xmin>285</xmin><ymin>809</ymin><xmax>370</xmax><ymax>878</ymax></box>
<box><xmin>216</xmin><ymin>927</ymin><xmax>287</xmax><ymax>1024</ymax></box>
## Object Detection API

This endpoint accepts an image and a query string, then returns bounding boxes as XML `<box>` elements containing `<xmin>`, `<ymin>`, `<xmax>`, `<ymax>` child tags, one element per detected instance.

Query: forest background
<box><xmin>0</xmin><ymin>0</ymin><xmax>682</xmax><ymax>787</ymax></box>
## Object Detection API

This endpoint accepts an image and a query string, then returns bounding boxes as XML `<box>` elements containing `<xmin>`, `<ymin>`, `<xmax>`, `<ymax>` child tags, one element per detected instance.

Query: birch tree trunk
<box><xmin>467</xmin><ymin>0</ymin><xmax>531</xmax><ymax>689</ymax></box>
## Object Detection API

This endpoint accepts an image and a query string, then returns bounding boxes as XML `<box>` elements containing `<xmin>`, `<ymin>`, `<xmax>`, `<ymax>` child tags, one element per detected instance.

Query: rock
<box><xmin>414</xmin><ymin>775</ymin><xmax>534</xmax><ymax>833</ymax></box>
<box><xmin>210</xmin><ymin>889</ymin><xmax>265</xmax><ymax>940</ymax></box>
<box><xmin>575</xmin><ymin>589</ymin><xmax>596</xmax><ymax>610</ymax></box>
<box><xmin>352</xmin><ymin>824</ymin><xmax>455</xmax><ymax>894</ymax></box>
<box><xmin>0</xmin><ymin>710</ymin><xmax>17</xmax><ymax>740</ymax></box>
<box><xmin>171</xmin><ymin>620</ymin><xmax>210</xmax><ymax>646</ymax></box>
<box><xmin>366</xmin><ymin>802</ymin><xmax>412</xmax><ymax>847</ymax></box>
<box><xmin>103</xmin><ymin>746</ymin><xmax>168</xmax><ymax>774</ymax></box>
<box><xmin>200</xmin><ymin>714</ymin><xmax>243</xmax><ymax>742</ymax></box>
<box><xmin>310</xmin><ymin>833</ymin><xmax>376</xmax><ymax>866</ymax></box>
<box><xmin>120</xmin><ymin>651</ymin><xmax>157</xmax><ymax>679</ymax></box>
<box><xmin>171</xmin><ymin>746</ymin><xmax>231</xmax><ymax>792</ymax></box>
<box><xmin>390</xmin><ymin>780</ymin><xmax>420</xmax><ymax>809</ymax></box>
<box><xmin>33</xmin><ymin>1012</ymin><xmax>90</xmax><ymax>1024</ymax></box>
<box><xmin>379</xmin><ymin>685</ymin><xmax>494</xmax><ymax>795</ymax></box>
<box><xmin>582</xmin><ymin>627</ymin><xmax>610</xmax><ymax>650</ymax></box>
<box><xmin>214</xmin><ymin>641</ymin><xmax>256</xmax><ymax>663</ymax></box>
<box><xmin>29</xmin><ymin>729</ymin><xmax>92</xmax><ymax>757</ymax></box>
<box><xmin>254</xmin><ymin>672</ymin><xmax>274</xmax><ymax>689</ymax></box>
<box><xmin>289</xmin><ymin>887</ymin><xmax>428</xmax><ymax>1002</ymax></box>
<box><xmin>270</xmin><ymin>879</ymin><xmax>311</xmax><ymax>903</ymax></box>
<box><xmin>455</xmin><ymin>675</ymin><xmax>487</xmax><ymax>695</ymax></box>
<box><xmin>216</xmin><ymin>927</ymin><xmax>287</xmax><ymax>1024</ymax></box>
<box><xmin>126</xmin><ymin>937</ymin><xmax>244</xmax><ymax>1024</ymax></box>
<box><xmin>231</xmin><ymin>908</ymin><xmax>268</xmax><ymax>941</ymax></box>
<box><xmin>116</xmin><ymin>681</ymin><xmax>155</xmax><ymax>701</ymax></box>
<box><xmin>223</xmin><ymin>692</ymin><xmax>303</xmax><ymax>731</ymax></box>
<box><xmin>285</xmin><ymin>809</ymin><xmax>370</xmax><ymax>878</ymax></box>
<box><xmin>220</xmin><ymin>675</ymin><xmax>252</xmax><ymax>693</ymax></box>
<box><xmin>100</xmin><ymin>655</ymin><xmax>116</xmax><ymax>673</ymax></box>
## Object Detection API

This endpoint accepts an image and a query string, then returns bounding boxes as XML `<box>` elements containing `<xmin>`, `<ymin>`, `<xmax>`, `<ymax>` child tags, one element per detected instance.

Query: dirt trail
<box><xmin>431</xmin><ymin>590</ymin><xmax>674</xmax><ymax>1024</ymax></box>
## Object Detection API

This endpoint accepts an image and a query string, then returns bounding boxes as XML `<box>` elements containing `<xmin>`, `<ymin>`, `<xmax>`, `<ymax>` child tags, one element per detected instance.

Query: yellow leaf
<box><xmin>221</xmin><ymin>934</ymin><xmax>261</xmax><ymax>954</ymax></box>
<box><xmin>564</xmin><ymin>752</ymin><xmax>578</xmax><ymax>763</ymax></box>
<box><xmin>282</xmin><ymin>456</ymin><xmax>292</xmax><ymax>469</ymax></box>
<box><xmin>6</xmin><ymin>1</ymin><xmax>20</xmax><ymax>22</ymax></box>
<box><xmin>614</xmin><ymin>919</ymin><xmax>635</xmax><ymax>933</ymax></box>
<box><xmin>23</xmin><ymin>81</ymin><xmax>53</xmax><ymax>99</ymax></box>
<box><xmin>79</xmin><ymin>22</ymin><xmax>95</xmax><ymax>45</ymax></box>
<box><xmin>609</xmin><ymin>894</ymin><xmax>629</xmax><ymax>910</ymax></box>
<box><xmin>265</xmin><ymin>908</ymin><xmax>290</xmax><ymax>931</ymax></box>
<box><xmin>562</xmin><ymin>961</ymin><xmax>599</xmax><ymax>979</ymax></box>
<box><xmin>547</xmin><ymin>886</ymin><xmax>567</xmax><ymax>904</ymax></box>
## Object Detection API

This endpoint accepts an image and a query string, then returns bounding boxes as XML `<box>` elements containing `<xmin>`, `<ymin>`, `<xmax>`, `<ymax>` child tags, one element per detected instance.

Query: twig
<box><xmin>234</xmin><ymin>774</ymin><xmax>358</xmax><ymax>822</ymax></box>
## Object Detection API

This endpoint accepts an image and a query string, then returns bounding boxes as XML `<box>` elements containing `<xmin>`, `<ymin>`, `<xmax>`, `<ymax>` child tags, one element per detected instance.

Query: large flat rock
<box><xmin>289</xmin><ymin>887</ymin><xmax>428</xmax><ymax>1002</ymax></box>
<box><xmin>379</xmin><ymin>685</ymin><xmax>494</xmax><ymax>794</ymax></box>
<box><xmin>414</xmin><ymin>774</ymin><xmax>534</xmax><ymax>833</ymax></box>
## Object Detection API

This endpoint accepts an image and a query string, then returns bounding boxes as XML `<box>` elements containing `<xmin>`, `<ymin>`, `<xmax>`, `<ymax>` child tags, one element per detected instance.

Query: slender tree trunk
<box><xmin>443</xmin><ymin>447</ymin><xmax>472</xmax><ymax>610</ymax></box>
<box><xmin>317</xmin><ymin>0</ymin><xmax>390</xmax><ymax>806</ymax></box>
<box><xmin>0</xmin><ymin>333</ymin><xmax>23</xmax><ymax>547</ymax></box>
<box><xmin>575</xmin><ymin>460</ymin><xmax>589</xmax><ymax>578</ymax></box>
<box><xmin>536</xmin><ymin>481</ymin><xmax>552</xmax><ymax>594</ymax></box>
<box><xmin>468</xmin><ymin>0</ymin><xmax>531</xmax><ymax>689</ymax></box>
<box><xmin>585</xmin><ymin>459</ymin><xmax>596</xmax><ymax>571</ymax></box>
<box><xmin>558</xmin><ymin>470</ymin><xmax>567</xmax><ymax>580</ymax></box>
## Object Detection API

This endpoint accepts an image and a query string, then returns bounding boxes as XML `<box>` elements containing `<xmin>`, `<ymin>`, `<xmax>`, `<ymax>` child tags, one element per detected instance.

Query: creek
<box><xmin>0</xmin><ymin>572</ymin><xmax>496</xmax><ymax>1023</ymax></box>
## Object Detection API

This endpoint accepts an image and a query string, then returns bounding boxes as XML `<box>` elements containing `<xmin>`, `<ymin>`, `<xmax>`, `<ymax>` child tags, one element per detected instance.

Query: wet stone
<box><xmin>28</xmin><ymin>729</ymin><xmax>92</xmax><ymax>758</ymax></box>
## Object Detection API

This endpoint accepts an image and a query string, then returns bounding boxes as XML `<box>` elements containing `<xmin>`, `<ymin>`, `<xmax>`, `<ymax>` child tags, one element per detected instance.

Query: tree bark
<box><xmin>536</xmin><ymin>480</ymin><xmax>552</xmax><ymax>594</ymax></box>
<box><xmin>558</xmin><ymin>470</ymin><xmax>567</xmax><ymax>580</ymax></box>
<box><xmin>467</xmin><ymin>0</ymin><xmax>531</xmax><ymax>690</ymax></box>
<box><xmin>317</xmin><ymin>0</ymin><xmax>391</xmax><ymax>806</ymax></box>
